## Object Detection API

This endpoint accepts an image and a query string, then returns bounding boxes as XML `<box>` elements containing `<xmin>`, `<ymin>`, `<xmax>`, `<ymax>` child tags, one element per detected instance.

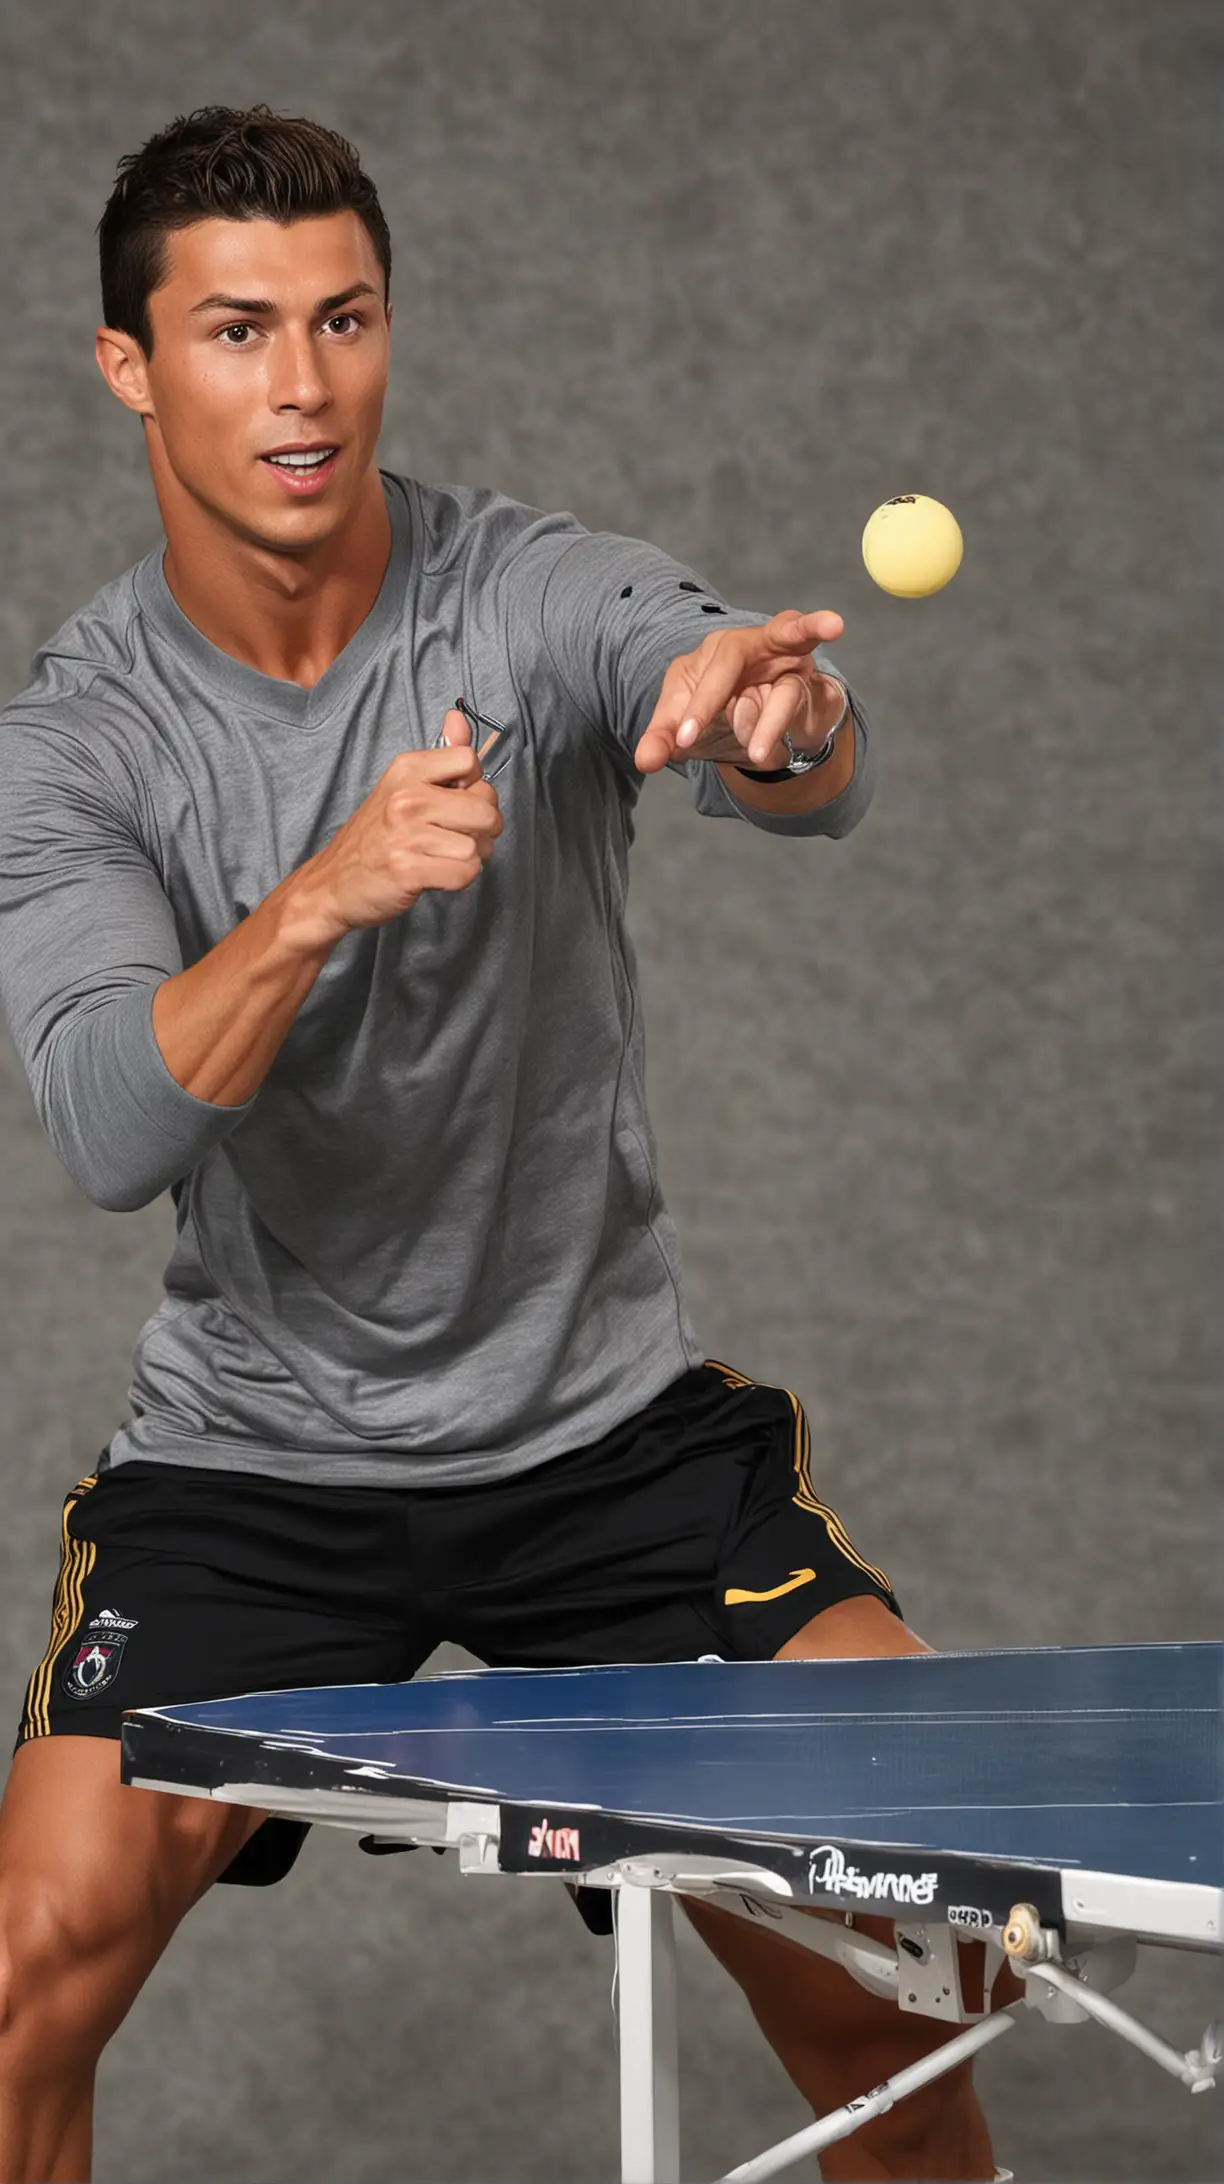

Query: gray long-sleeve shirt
<box><xmin>0</xmin><ymin>473</ymin><xmax>876</xmax><ymax>1485</ymax></box>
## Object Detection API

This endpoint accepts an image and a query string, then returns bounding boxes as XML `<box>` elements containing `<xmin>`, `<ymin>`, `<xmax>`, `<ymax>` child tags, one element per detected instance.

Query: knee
<box><xmin>0</xmin><ymin>1881</ymin><xmax>120</xmax><ymax>2067</ymax></box>
<box><xmin>834</xmin><ymin>2052</ymin><xmax>984</xmax><ymax>2179</ymax></box>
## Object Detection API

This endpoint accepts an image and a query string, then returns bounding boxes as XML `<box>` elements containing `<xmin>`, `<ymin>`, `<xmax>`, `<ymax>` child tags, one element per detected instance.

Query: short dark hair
<box><xmin>98</xmin><ymin>105</ymin><xmax>392</xmax><ymax>353</ymax></box>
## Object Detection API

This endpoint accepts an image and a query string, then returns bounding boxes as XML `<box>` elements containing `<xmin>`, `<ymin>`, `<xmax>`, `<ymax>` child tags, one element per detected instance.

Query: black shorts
<box><xmin>18</xmin><ymin>1359</ymin><xmax>898</xmax><ymax>1884</ymax></box>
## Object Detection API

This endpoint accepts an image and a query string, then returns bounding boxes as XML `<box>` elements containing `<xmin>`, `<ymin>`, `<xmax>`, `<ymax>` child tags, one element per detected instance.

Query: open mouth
<box><xmin>259</xmin><ymin>446</ymin><xmax>340</xmax><ymax>492</ymax></box>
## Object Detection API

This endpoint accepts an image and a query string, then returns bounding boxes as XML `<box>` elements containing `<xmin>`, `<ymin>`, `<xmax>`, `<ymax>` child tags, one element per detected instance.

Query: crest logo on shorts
<box><xmin>63</xmin><ymin>1610</ymin><xmax>138</xmax><ymax>1699</ymax></box>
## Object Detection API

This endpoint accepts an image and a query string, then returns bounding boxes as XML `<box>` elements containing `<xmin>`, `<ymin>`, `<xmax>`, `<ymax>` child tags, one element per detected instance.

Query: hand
<box><xmin>291</xmin><ymin>710</ymin><xmax>502</xmax><ymax>945</ymax></box>
<box><xmin>634</xmin><ymin>608</ymin><xmax>847</xmax><ymax>774</ymax></box>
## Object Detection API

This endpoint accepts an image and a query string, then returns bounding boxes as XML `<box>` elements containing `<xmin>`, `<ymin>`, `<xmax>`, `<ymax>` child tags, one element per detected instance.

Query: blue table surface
<box><xmin>139</xmin><ymin>1643</ymin><xmax>1223</xmax><ymax>1885</ymax></box>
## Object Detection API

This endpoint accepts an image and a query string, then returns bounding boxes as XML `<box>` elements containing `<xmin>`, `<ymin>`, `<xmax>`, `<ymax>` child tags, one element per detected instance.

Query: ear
<box><xmin>95</xmin><ymin>326</ymin><xmax>154</xmax><ymax>418</ymax></box>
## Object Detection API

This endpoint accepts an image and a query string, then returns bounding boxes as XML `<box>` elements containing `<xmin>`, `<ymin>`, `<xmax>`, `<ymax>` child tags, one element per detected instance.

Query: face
<box><xmin>97</xmin><ymin>211</ymin><xmax>391</xmax><ymax>554</ymax></box>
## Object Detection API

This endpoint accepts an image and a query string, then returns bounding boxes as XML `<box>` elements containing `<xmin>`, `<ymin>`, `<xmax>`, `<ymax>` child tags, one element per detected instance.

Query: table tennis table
<box><xmin>121</xmin><ymin>1642</ymin><xmax>1223</xmax><ymax>2183</ymax></box>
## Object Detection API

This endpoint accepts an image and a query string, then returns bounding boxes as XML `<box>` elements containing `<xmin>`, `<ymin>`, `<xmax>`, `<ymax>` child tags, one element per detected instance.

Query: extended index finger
<box><xmin>763</xmin><ymin>607</ymin><xmax>844</xmax><ymax>654</ymax></box>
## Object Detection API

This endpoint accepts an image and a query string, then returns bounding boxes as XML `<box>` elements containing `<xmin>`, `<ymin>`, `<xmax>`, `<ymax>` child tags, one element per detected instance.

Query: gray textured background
<box><xmin>0</xmin><ymin>1</ymin><xmax>1220</xmax><ymax>2179</ymax></box>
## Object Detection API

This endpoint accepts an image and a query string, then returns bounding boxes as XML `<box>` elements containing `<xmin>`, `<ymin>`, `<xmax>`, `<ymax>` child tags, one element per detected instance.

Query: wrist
<box><xmin>274</xmin><ymin>860</ymin><xmax>351</xmax><ymax>960</ymax></box>
<box><xmin>719</xmin><ymin>700</ymin><xmax>855</xmax><ymax>814</ymax></box>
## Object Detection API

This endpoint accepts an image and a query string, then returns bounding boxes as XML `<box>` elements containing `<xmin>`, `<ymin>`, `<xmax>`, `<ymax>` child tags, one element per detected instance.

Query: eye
<box><xmin>216</xmin><ymin>322</ymin><xmax>257</xmax><ymax>346</ymax></box>
<box><xmin>322</xmin><ymin>312</ymin><xmax>362</xmax><ymax>336</ymax></box>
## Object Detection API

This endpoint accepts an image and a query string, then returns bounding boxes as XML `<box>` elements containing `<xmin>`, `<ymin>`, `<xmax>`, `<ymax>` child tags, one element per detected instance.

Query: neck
<box><xmin>156</xmin><ymin>456</ymin><xmax>393</xmax><ymax>689</ymax></box>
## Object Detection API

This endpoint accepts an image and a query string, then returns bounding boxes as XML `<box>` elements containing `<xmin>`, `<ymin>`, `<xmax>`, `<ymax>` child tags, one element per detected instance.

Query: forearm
<box><xmin>151</xmin><ymin>861</ymin><xmax>341</xmax><ymax>1108</ymax></box>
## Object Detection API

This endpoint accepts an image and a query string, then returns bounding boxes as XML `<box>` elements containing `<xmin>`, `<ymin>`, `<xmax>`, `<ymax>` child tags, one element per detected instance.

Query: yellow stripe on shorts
<box><xmin>704</xmin><ymin>1361</ymin><xmax>892</xmax><ymax>1596</ymax></box>
<box><xmin>21</xmin><ymin>1476</ymin><xmax>99</xmax><ymax>1741</ymax></box>
<box><xmin>785</xmin><ymin>1393</ymin><xmax>892</xmax><ymax>1593</ymax></box>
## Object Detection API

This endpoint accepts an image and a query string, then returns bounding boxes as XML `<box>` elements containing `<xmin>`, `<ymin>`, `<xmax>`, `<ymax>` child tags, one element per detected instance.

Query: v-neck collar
<box><xmin>134</xmin><ymin>472</ymin><xmax>414</xmax><ymax>731</ymax></box>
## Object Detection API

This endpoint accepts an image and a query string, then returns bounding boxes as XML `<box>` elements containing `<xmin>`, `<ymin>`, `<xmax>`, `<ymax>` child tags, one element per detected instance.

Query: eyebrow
<box><xmin>188</xmin><ymin>281</ymin><xmax>382</xmax><ymax>318</ymax></box>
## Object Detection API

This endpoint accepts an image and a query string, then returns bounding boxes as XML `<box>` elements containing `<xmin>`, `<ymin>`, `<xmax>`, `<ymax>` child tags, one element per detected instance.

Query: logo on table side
<box><xmin>526</xmin><ymin>1818</ymin><xmax>582</xmax><ymax>1862</ymax></box>
<box><xmin>62</xmin><ymin>1609</ymin><xmax>138</xmax><ymax>1700</ymax></box>
<box><xmin>807</xmin><ymin>1844</ymin><xmax>938</xmax><ymax>1907</ymax></box>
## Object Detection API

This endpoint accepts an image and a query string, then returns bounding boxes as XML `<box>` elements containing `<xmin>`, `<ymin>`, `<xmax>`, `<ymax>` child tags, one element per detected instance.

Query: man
<box><xmin>0</xmin><ymin>108</ymin><xmax>1007</xmax><ymax>2183</ymax></box>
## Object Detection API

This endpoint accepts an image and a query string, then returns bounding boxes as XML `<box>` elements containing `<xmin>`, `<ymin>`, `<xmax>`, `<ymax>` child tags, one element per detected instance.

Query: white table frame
<box><xmin>605</xmin><ymin>1870</ymin><xmax>1222</xmax><ymax>2184</ymax></box>
<box><xmin>135</xmin><ymin>1773</ymin><xmax>1223</xmax><ymax>2184</ymax></box>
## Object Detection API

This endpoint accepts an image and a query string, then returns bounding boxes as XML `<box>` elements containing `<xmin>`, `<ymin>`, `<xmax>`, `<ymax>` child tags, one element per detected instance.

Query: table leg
<box><xmin>617</xmin><ymin>1887</ymin><xmax>681</xmax><ymax>2184</ymax></box>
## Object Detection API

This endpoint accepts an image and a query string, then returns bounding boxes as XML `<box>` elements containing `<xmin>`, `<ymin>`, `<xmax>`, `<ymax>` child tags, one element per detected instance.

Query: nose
<box><xmin>268</xmin><ymin>326</ymin><xmax>332</xmax><ymax>416</ymax></box>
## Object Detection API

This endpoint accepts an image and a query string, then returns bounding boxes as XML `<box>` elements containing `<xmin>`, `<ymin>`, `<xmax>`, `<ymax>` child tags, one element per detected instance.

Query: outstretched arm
<box><xmin>527</xmin><ymin>526</ymin><xmax>876</xmax><ymax>840</ymax></box>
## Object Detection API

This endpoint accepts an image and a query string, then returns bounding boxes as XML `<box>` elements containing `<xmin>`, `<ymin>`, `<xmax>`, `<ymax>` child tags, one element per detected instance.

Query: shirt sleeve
<box><xmin>0</xmin><ymin>712</ymin><xmax>252</xmax><ymax>1212</ymax></box>
<box><xmin>531</xmin><ymin>527</ymin><xmax>878</xmax><ymax>839</ymax></box>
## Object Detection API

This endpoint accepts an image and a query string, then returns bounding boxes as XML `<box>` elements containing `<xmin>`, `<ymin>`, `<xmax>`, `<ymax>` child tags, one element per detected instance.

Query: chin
<box><xmin>236</xmin><ymin>494</ymin><xmax>349</xmax><ymax>556</ymax></box>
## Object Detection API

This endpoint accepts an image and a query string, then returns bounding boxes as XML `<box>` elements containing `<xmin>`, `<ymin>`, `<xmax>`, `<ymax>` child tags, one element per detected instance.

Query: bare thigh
<box><xmin>0</xmin><ymin>1736</ymin><xmax>265</xmax><ymax>2060</ymax></box>
<box><xmin>688</xmin><ymin>1593</ymin><xmax>935</xmax><ymax>1974</ymax></box>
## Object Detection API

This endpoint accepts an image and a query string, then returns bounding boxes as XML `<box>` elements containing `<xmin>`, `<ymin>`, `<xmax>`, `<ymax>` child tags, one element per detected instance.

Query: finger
<box><xmin>671</xmin><ymin>641</ymin><xmax>804</xmax><ymax>751</ymax></box>
<box><xmin>742</xmin><ymin>674</ymin><xmax>809</xmax><ymax>768</ymax></box>
<box><xmin>387</xmin><ymin>779</ymin><xmax>500</xmax><ymax>841</ymax></box>
<box><xmin>407</xmin><ymin>850</ymin><xmax>487</xmax><ymax>892</ymax></box>
<box><xmin>420</xmin><ymin>825</ymin><xmax>489</xmax><ymax>865</ymax></box>
<box><xmin>675</xmin><ymin>645</ymin><xmax>805</xmax><ymax>750</ymax></box>
<box><xmin>763</xmin><ymin>607</ymin><xmax>844</xmax><ymax>654</ymax></box>
<box><xmin>634</xmin><ymin>659</ymin><xmax>697</xmax><ymax>773</ymax></box>
<box><xmin>413</xmin><ymin>743</ymin><xmax>483</xmax><ymax>787</ymax></box>
<box><xmin>730</xmin><ymin>690</ymin><xmax>760</xmax><ymax>738</ymax></box>
<box><xmin>642</xmin><ymin>653</ymin><xmax>745</xmax><ymax>766</ymax></box>
<box><xmin>634</xmin><ymin>724</ymin><xmax>683</xmax><ymax>772</ymax></box>
<box><xmin>440</xmin><ymin>704</ymin><xmax>474</xmax><ymax>748</ymax></box>
<box><xmin>675</xmin><ymin>611</ymin><xmax>844</xmax><ymax>746</ymax></box>
<box><xmin>415</xmin><ymin>791</ymin><xmax>503</xmax><ymax>841</ymax></box>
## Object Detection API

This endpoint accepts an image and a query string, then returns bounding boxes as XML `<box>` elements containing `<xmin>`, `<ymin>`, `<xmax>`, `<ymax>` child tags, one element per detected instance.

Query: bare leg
<box><xmin>684</xmin><ymin>1597</ymin><xmax>1015</xmax><ymax>2182</ymax></box>
<box><xmin>0</xmin><ymin>1737</ymin><xmax>264</xmax><ymax>2184</ymax></box>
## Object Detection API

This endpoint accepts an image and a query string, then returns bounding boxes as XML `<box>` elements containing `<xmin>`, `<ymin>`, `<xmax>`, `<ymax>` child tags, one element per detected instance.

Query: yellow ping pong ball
<box><xmin>862</xmin><ymin>495</ymin><xmax>963</xmax><ymax>598</ymax></box>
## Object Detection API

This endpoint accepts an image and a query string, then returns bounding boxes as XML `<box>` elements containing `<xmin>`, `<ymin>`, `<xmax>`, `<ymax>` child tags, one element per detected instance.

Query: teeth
<box><xmin>268</xmin><ymin>450</ymin><xmax>335</xmax><ymax>469</ymax></box>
